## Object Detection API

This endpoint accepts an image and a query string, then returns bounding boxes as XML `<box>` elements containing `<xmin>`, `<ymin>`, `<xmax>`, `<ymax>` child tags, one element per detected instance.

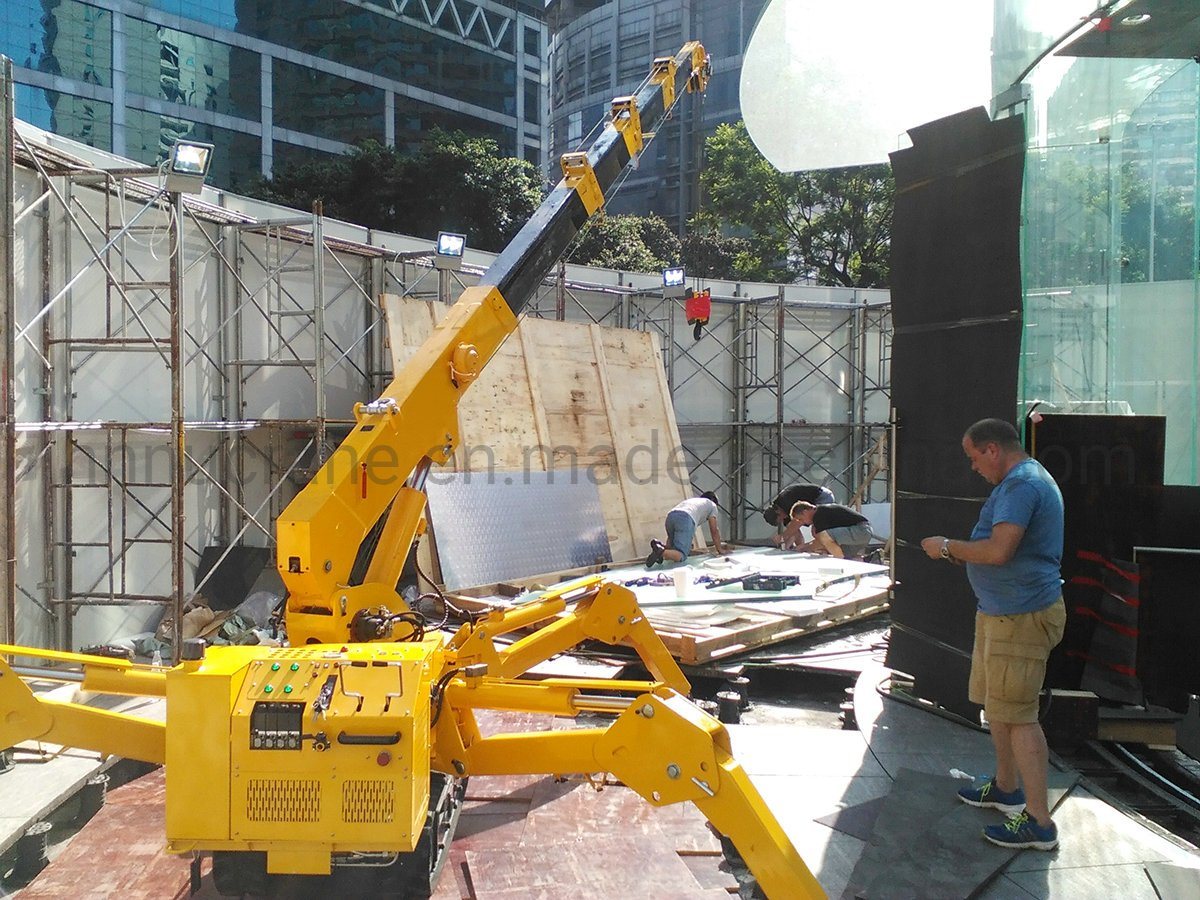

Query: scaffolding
<box><xmin>1</xmin><ymin>88</ymin><xmax>892</xmax><ymax>655</ymax></box>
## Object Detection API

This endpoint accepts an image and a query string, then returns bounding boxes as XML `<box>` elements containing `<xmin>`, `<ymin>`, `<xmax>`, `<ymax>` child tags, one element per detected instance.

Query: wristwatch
<box><xmin>940</xmin><ymin>538</ymin><xmax>952</xmax><ymax>560</ymax></box>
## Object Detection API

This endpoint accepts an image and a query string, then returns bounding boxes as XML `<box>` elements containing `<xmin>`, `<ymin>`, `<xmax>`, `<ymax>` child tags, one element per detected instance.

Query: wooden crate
<box><xmin>381</xmin><ymin>295</ymin><xmax>694</xmax><ymax>566</ymax></box>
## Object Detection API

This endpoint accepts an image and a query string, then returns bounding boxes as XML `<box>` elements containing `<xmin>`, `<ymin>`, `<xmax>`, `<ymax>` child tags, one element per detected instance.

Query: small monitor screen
<box><xmin>437</xmin><ymin>232</ymin><xmax>466</xmax><ymax>257</ymax></box>
<box><xmin>662</xmin><ymin>267</ymin><xmax>685</xmax><ymax>287</ymax></box>
<box><xmin>171</xmin><ymin>143</ymin><xmax>212</xmax><ymax>176</ymax></box>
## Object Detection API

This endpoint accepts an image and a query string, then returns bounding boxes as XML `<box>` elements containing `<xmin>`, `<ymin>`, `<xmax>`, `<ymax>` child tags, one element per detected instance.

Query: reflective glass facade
<box><xmin>126</xmin><ymin>108</ymin><xmax>261</xmax><ymax>190</ymax></box>
<box><xmin>1002</xmin><ymin>4</ymin><xmax>1200</xmax><ymax>484</ymax></box>
<box><xmin>4</xmin><ymin>0</ymin><xmax>545</xmax><ymax>188</ymax></box>
<box><xmin>240</xmin><ymin>1</ymin><xmax>517</xmax><ymax>116</ymax></box>
<box><xmin>126</xmin><ymin>18</ymin><xmax>259</xmax><ymax>118</ymax></box>
<box><xmin>15</xmin><ymin>83</ymin><xmax>111</xmax><ymax>150</ymax></box>
<box><xmin>1</xmin><ymin>0</ymin><xmax>112</xmax><ymax>86</ymax></box>
<box><xmin>273</xmin><ymin>58</ymin><xmax>384</xmax><ymax>144</ymax></box>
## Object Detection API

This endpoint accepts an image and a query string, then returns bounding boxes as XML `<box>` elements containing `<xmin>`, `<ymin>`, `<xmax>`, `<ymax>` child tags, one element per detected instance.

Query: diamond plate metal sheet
<box><xmin>426</xmin><ymin>472</ymin><xmax>611</xmax><ymax>590</ymax></box>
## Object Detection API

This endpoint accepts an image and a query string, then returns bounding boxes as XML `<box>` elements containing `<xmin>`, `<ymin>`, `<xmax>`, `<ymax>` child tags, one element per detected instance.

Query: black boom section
<box><xmin>482</xmin><ymin>45</ymin><xmax>694</xmax><ymax>316</ymax></box>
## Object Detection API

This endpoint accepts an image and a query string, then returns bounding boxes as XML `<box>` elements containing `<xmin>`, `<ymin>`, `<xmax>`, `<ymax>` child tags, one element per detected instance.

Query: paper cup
<box><xmin>672</xmin><ymin>567</ymin><xmax>691</xmax><ymax>598</ymax></box>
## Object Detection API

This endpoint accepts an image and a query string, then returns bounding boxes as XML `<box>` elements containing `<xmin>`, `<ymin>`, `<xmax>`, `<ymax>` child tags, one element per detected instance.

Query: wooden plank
<box><xmin>516</xmin><ymin>324</ymin><xmax>554</xmax><ymax>472</ymax></box>
<box><xmin>381</xmin><ymin>293</ymin><xmax>439</xmax><ymax>370</ymax></box>
<box><xmin>588</xmin><ymin>324</ymin><xmax>637</xmax><ymax>562</ymax></box>
<box><xmin>457</xmin><ymin>336</ymin><xmax>541</xmax><ymax>474</ymax></box>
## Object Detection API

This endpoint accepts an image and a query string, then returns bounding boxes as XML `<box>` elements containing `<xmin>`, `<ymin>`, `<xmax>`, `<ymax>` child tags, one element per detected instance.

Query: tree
<box><xmin>700</xmin><ymin>121</ymin><xmax>893</xmax><ymax>287</ymax></box>
<box><xmin>680</xmin><ymin>213</ymin><xmax>756</xmax><ymax>280</ymax></box>
<box><xmin>566</xmin><ymin>213</ymin><xmax>681</xmax><ymax>273</ymax></box>
<box><xmin>245</xmin><ymin>130</ymin><xmax>545</xmax><ymax>253</ymax></box>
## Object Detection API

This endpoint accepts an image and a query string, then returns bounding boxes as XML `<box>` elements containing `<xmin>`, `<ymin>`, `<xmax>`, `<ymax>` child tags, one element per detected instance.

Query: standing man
<box><xmin>762</xmin><ymin>483</ymin><xmax>836</xmax><ymax>548</ymax></box>
<box><xmin>920</xmin><ymin>418</ymin><xmax>1065</xmax><ymax>851</ymax></box>
<box><xmin>646</xmin><ymin>491</ymin><xmax>726</xmax><ymax>567</ymax></box>
<box><xmin>789</xmin><ymin>501</ymin><xmax>872</xmax><ymax>558</ymax></box>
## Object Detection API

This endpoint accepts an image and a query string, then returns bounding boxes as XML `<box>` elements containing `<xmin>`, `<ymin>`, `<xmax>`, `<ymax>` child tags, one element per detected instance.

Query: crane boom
<box><xmin>277</xmin><ymin>42</ymin><xmax>711</xmax><ymax>646</ymax></box>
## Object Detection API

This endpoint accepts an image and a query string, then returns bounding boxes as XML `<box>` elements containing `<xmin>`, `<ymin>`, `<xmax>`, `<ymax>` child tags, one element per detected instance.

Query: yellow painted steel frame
<box><xmin>277</xmin><ymin>285</ymin><xmax>517</xmax><ymax>645</ymax></box>
<box><xmin>425</xmin><ymin>582</ymin><xmax>825</xmax><ymax>899</ymax></box>
<box><xmin>0</xmin><ymin>582</ymin><xmax>824</xmax><ymax>897</ymax></box>
<box><xmin>649</xmin><ymin>56</ymin><xmax>678</xmax><ymax>111</ymax></box>
<box><xmin>560</xmin><ymin>152</ymin><xmax>604</xmax><ymax>216</ymax></box>
<box><xmin>0</xmin><ymin>645</ymin><xmax>166</xmax><ymax>763</ymax></box>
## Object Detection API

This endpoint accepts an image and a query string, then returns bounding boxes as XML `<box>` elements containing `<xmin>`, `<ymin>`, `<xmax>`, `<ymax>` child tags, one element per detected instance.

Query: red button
<box><xmin>377</xmin><ymin>752</ymin><xmax>391</xmax><ymax>766</ymax></box>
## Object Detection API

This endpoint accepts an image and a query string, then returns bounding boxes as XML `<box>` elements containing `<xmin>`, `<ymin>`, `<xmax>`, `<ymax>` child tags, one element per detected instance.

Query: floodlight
<box><xmin>165</xmin><ymin>140</ymin><xmax>214</xmax><ymax>194</ymax></box>
<box><xmin>434</xmin><ymin>231</ymin><xmax>466</xmax><ymax>270</ymax></box>
<box><xmin>662</xmin><ymin>266</ymin><xmax>686</xmax><ymax>298</ymax></box>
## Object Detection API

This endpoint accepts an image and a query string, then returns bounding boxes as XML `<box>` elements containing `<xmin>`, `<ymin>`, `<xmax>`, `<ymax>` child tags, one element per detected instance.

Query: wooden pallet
<box><xmin>446</xmin><ymin>562</ymin><xmax>890</xmax><ymax>666</ymax></box>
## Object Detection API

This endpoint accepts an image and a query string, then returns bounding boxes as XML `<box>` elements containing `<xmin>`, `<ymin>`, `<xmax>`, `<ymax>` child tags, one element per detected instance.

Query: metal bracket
<box><xmin>560</xmin><ymin>153</ymin><xmax>604</xmax><ymax>216</ymax></box>
<box><xmin>610</xmin><ymin>96</ymin><xmax>644</xmax><ymax>158</ymax></box>
<box><xmin>649</xmin><ymin>58</ymin><xmax>678</xmax><ymax>112</ymax></box>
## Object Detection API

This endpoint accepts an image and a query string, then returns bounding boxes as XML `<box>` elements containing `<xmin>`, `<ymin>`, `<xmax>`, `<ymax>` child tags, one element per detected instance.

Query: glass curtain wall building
<box><xmin>998</xmin><ymin>1</ymin><xmax>1200</xmax><ymax>485</ymax></box>
<box><xmin>1</xmin><ymin>0</ymin><xmax>547</xmax><ymax>191</ymax></box>
<box><xmin>546</xmin><ymin>0</ymin><xmax>765</xmax><ymax>232</ymax></box>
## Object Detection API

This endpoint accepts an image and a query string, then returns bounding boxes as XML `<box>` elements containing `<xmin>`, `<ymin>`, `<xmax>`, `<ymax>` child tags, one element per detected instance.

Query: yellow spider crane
<box><xmin>0</xmin><ymin>42</ymin><xmax>825</xmax><ymax>898</ymax></box>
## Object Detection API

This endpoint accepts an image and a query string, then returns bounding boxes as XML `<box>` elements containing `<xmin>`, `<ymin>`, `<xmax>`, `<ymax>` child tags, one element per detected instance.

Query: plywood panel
<box><xmin>381</xmin><ymin>296</ymin><xmax>690</xmax><ymax>573</ymax></box>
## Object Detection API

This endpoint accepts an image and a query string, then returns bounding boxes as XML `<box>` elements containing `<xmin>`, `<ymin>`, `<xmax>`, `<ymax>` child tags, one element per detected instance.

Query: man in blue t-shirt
<box><xmin>921</xmin><ymin>418</ymin><xmax>1065</xmax><ymax>852</ymax></box>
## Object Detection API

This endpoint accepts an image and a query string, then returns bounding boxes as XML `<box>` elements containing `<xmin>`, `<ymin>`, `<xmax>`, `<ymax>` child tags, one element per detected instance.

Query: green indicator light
<box><xmin>271</xmin><ymin>663</ymin><xmax>280</xmax><ymax>671</ymax></box>
<box><xmin>283</xmin><ymin>685</ymin><xmax>293</xmax><ymax>694</ymax></box>
<box><xmin>263</xmin><ymin>685</ymin><xmax>273</xmax><ymax>693</ymax></box>
<box><xmin>290</xmin><ymin>663</ymin><xmax>300</xmax><ymax>672</ymax></box>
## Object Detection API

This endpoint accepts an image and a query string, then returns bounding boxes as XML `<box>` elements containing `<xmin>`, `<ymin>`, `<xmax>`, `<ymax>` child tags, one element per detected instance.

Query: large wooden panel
<box><xmin>381</xmin><ymin>296</ymin><xmax>690</xmax><ymax>569</ymax></box>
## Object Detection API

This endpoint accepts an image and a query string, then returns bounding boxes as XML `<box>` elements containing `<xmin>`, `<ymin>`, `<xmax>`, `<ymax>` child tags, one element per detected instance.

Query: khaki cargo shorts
<box><xmin>969</xmin><ymin>597</ymin><xmax>1066</xmax><ymax>725</ymax></box>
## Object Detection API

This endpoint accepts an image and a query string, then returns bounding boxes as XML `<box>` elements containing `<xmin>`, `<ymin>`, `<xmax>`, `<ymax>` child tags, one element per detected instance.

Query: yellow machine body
<box><xmin>163</xmin><ymin>642</ymin><xmax>441</xmax><ymax>874</ymax></box>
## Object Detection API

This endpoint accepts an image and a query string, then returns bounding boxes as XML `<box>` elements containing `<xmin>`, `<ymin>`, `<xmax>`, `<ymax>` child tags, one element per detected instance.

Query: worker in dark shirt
<box><xmin>762</xmin><ymin>483</ymin><xmax>836</xmax><ymax>549</ymax></box>
<box><xmin>789</xmin><ymin>501</ymin><xmax>872</xmax><ymax>558</ymax></box>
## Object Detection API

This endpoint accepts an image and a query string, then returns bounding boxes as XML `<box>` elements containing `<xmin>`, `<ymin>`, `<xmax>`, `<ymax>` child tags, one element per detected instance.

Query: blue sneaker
<box><xmin>957</xmin><ymin>777</ymin><xmax>1026</xmax><ymax>814</ymax></box>
<box><xmin>984</xmin><ymin>811</ymin><xmax>1059</xmax><ymax>850</ymax></box>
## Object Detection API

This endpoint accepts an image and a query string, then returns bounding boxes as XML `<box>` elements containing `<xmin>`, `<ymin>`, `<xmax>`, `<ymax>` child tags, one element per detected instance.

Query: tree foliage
<box><xmin>700</xmin><ymin>121</ymin><xmax>893</xmax><ymax>287</ymax></box>
<box><xmin>566</xmin><ymin>213</ymin><xmax>681</xmax><ymax>272</ymax></box>
<box><xmin>245</xmin><ymin>130</ymin><xmax>545</xmax><ymax>252</ymax></box>
<box><xmin>680</xmin><ymin>213</ymin><xmax>757</xmax><ymax>280</ymax></box>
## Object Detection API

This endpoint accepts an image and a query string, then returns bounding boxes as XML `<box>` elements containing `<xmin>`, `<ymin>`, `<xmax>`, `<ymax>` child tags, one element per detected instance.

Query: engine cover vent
<box><xmin>246</xmin><ymin>778</ymin><xmax>321</xmax><ymax>822</ymax></box>
<box><xmin>343</xmin><ymin>779</ymin><xmax>395</xmax><ymax>824</ymax></box>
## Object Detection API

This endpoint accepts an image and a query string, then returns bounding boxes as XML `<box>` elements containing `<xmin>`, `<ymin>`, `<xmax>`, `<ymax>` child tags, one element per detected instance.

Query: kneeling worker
<box><xmin>788</xmin><ymin>501</ymin><xmax>872</xmax><ymax>559</ymax></box>
<box><xmin>763</xmin><ymin>483</ymin><xmax>836</xmax><ymax>548</ymax></box>
<box><xmin>646</xmin><ymin>491</ymin><xmax>726</xmax><ymax>567</ymax></box>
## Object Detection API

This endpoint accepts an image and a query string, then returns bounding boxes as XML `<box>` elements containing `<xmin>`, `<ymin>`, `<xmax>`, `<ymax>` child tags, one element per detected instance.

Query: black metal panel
<box><xmin>889</xmin><ymin>108</ymin><xmax>1025</xmax><ymax>330</ymax></box>
<box><xmin>887</xmin><ymin>625</ymin><xmax>977</xmax><ymax>721</ymax></box>
<box><xmin>886</xmin><ymin>107</ymin><xmax>1026</xmax><ymax>714</ymax></box>
<box><xmin>892</xmin><ymin>324</ymin><xmax>1022</xmax><ymax>498</ymax></box>
<box><xmin>1137</xmin><ymin>549</ymin><xmax>1200</xmax><ymax>712</ymax></box>
<box><xmin>1157</xmin><ymin>485</ymin><xmax>1200</xmax><ymax>546</ymax></box>
<box><xmin>891</xmin><ymin>496</ymin><xmax>982</xmax><ymax>650</ymax></box>
<box><xmin>1031</xmin><ymin>414</ymin><xmax>1165</xmax><ymax>490</ymax></box>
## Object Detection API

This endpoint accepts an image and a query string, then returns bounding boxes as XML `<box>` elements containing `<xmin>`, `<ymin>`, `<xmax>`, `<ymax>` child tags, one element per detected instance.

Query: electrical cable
<box><xmin>429</xmin><ymin>668</ymin><xmax>461</xmax><ymax>727</ymax></box>
<box><xmin>413</xmin><ymin>546</ymin><xmax>484</xmax><ymax>626</ymax></box>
